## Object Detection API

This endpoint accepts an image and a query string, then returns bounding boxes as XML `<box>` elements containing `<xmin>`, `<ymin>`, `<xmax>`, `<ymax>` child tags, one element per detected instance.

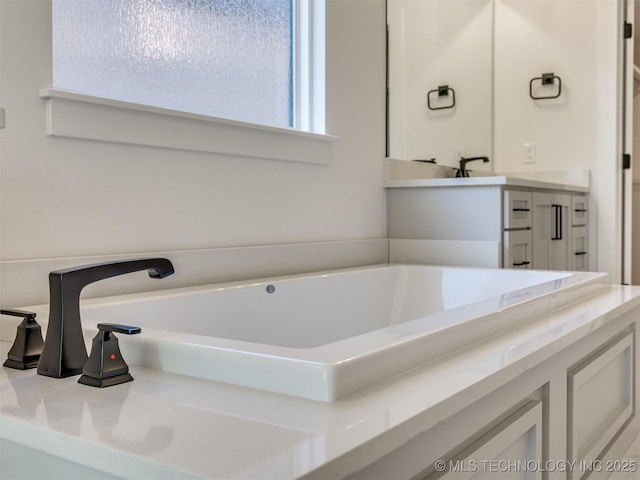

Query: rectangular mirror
<box><xmin>387</xmin><ymin>0</ymin><xmax>493</xmax><ymax>170</ymax></box>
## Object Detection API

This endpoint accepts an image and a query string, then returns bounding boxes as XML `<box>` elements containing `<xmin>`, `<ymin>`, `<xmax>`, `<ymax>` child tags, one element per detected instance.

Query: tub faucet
<box><xmin>37</xmin><ymin>258</ymin><xmax>174</xmax><ymax>378</ymax></box>
<box><xmin>457</xmin><ymin>156</ymin><xmax>490</xmax><ymax>177</ymax></box>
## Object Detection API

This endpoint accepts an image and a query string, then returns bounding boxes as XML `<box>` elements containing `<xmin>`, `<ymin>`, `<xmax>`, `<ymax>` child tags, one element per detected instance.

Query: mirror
<box><xmin>387</xmin><ymin>0</ymin><xmax>493</xmax><ymax>170</ymax></box>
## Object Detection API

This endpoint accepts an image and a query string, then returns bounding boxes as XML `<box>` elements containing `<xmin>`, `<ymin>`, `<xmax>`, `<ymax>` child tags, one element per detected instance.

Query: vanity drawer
<box><xmin>504</xmin><ymin>190</ymin><xmax>533</xmax><ymax>229</ymax></box>
<box><xmin>571</xmin><ymin>195</ymin><xmax>588</xmax><ymax>226</ymax></box>
<box><xmin>571</xmin><ymin>226</ymin><xmax>588</xmax><ymax>271</ymax></box>
<box><xmin>503</xmin><ymin>229</ymin><xmax>532</xmax><ymax>269</ymax></box>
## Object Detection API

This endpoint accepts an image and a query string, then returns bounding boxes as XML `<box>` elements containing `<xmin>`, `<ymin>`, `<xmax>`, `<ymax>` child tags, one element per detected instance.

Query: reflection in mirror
<box><xmin>387</xmin><ymin>0</ymin><xmax>493</xmax><ymax>170</ymax></box>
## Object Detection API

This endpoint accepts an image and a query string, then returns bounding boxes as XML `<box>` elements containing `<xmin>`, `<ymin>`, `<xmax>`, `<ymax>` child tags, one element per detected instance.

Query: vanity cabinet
<box><xmin>347</xmin><ymin>313</ymin><xmax>638</xmax><ymax>480</ymax></box>
<box><xmin>387</xmin><ymin>184</ymin><xmax>589</xmax><ymax>271</ymax></box>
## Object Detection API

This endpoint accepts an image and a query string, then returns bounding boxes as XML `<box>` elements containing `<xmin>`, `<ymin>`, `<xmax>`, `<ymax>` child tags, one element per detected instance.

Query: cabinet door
<box><xmin>549</xmin><ymin>194</ymin><xmax>571</xmax><ymax>270</ymax></box>
<box><xmin>532</xmin><ymin>193</ymin><xmax>552</xmax><ymax>269</ymax></box>
<box><xmin>570</xmin><ymin>226</ymin><xmax>588</xmax><ymax>271</ymax></box>
<box><xmin>568</xmin><ymin>333</ymin><xmax>634</xmax><ymax>478</ymax></box>
<box><xmin>503</xmin><ymin>229</ymin><xmax>533</xmax><ymax>269</ymax></box>
<box><xmin>532</xmin><ymin>192</ymin><xmax>570</xmax><ymax>270</ymax></box>
<box><xmin>428</xmin><ymin>401</ymin><xmax>543</xmax><ymax>480</ymax></box>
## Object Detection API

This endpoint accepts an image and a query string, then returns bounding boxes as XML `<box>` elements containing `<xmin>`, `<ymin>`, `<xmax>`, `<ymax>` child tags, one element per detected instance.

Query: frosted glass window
<box><xmin>53</xmin><ymin>0</ymin><xmax>294</xmax><ymax>129</ymax></box>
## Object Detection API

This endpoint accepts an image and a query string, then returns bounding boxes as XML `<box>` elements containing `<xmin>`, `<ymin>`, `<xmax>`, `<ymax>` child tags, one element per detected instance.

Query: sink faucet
<box><xmin>37</xmin><ymin>258</ymin><xmax>174</xmax><ymax>378</ymax></box>
<box><xmin>457</xmin><ymin>156</ymin><xmax>490</xmax><ymax>177</ymax></box>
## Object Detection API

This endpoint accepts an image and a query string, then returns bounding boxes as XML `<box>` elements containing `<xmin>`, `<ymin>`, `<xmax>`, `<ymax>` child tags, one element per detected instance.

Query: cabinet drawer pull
<box><xmin>512</xmin><ymin>208</ymin><xmax>531</xmax><ymax>212</ymax></box>
<box><xmin>574</xmin><ymin>209</ymin><xmax>587</xmax><ymax>212</ymax></box>
<box><xmin>513</xmin><ymin>261</ymin><xmax>531</xmax><ymax>267</ymax></box>
<box><xmin>551</xmin><ymin>204</ymin><xmax>563</xmax><ymax>240</ymax></box>
<box><xmin>575</xmin><ymin>251</ymin><xmax>588</xmax><ymax>256</ymax></box>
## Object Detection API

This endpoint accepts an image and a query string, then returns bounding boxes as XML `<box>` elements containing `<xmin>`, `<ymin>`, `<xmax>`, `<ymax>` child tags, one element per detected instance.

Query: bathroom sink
<box><xmin>0</xmin><ymin>265</ymin><xmax>608</xmax><ymax>401</ymax></box>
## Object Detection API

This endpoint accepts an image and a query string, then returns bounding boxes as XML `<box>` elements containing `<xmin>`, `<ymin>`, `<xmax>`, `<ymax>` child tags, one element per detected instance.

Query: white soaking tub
<box><xmin>0</xmin><ymin>265</ymin><xmax>609</xmax><ymax>401</ymax></box>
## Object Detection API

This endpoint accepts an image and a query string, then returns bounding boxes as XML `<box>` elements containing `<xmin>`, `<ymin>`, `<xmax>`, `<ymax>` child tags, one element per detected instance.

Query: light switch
<box><xmin>0</xmin><ymin>107</ymin><xmax>5</xmax><ymax>129</ymax></box>
<box><xmin>523</xmin><ymin>143</ymin><xmax>536</xmax><ymax>164</ymax></box>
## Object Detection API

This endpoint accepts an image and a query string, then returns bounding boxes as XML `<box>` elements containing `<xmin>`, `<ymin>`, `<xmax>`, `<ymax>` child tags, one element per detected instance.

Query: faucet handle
<box><xmin>1</xmin><ymin>309</ymin><xmax>44</xmax><ymax>370</ymax></box>
<box><xmin>78</xmin><ymin>323</ymin><xmax>141</xmax><ymax>388</ymax></box>
<box><xmin>1</xmin><ymin>308</ymin><xmax>38</xmax><ymax>320</ymax></box>
<box><xmin>96</xmin><ymin>323</ymin><xmax>141</xmax><ymax>335</ymax></box>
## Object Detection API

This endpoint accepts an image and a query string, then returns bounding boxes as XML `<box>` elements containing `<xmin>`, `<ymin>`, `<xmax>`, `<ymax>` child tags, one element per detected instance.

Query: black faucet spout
<box><xmin>458</xmin><ymin>156</ymin><xmax>490</xmax><ymax>178</ymax></box>
<box><xmin>37</xmin><ymin>258</ymin><xmax>174</xmax><ymax>378</ymax></box>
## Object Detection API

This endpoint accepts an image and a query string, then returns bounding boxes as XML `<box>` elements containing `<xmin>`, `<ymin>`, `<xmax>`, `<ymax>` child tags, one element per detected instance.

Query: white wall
<box><xmin>494</xmin><ymin>0</ymin><xmax>623</xmax><ymax>280</ymax></box>
<box><xmin>0</xmin><ymin>0</ymin><xmax>387</xmax><ymax>262</ymax></box>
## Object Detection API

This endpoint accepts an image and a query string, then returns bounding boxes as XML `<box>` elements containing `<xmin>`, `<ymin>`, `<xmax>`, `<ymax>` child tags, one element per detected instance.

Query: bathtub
<box><xmin>0</xmin><ymin>265</ymin><xmax>608</xmax><ymax>401</ymax></box>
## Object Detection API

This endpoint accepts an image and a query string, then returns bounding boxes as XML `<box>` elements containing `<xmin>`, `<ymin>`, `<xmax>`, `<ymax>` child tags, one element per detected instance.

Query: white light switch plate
<box><xmin>523</xmin><ymin>142</ymin><xmax>536</xmax><ymax>164</ymax></box>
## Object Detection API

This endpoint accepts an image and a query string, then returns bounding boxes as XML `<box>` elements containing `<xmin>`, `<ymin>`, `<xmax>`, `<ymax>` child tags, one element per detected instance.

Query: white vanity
<box><xmin>385</xmin><ymin>159</ymin><xmax>591</xmax><ymax>271</ymax></box>
<box><xmin>351</xmin><ymin>311</ymin><xmax>638</xmax><ymax>479</ymax></box>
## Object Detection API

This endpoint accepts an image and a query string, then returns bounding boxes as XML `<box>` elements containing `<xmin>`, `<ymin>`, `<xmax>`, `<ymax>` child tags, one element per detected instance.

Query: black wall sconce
<box><xmin>529</xmin><ymin>73</ymin><xmax>562</xmax><ymax>100</ymax></box>
<box><xmin>427</xmin><ymin>85</ymin><xmax>456</xmax><ymax>110</ymax></box>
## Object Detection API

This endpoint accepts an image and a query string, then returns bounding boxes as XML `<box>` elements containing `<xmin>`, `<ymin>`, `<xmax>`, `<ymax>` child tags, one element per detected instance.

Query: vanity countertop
<box><xmin>384</xmin><ymin>176</ymin><xmax>589</xmax><ymax>192</ymax></box>
<box><xmin>1</xmin><ymin>285</ymin><xmax>639</xmax><ymax>479</ymax></box>
<box><xmin>383</xmin><ymin>158</ymin><xmax>590</xmax><ymax>192</ymax></box>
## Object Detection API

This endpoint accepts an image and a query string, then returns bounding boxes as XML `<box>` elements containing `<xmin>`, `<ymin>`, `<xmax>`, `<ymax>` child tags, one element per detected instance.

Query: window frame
<box><xmin>42</xmin><ymin>0</ymin><xmax>333</xmax><ymax>165</ymax></box>
<box><xmin>294</xmin><ymin>0</ymin><xmax>326</xmax><ymax>134</ymax></box>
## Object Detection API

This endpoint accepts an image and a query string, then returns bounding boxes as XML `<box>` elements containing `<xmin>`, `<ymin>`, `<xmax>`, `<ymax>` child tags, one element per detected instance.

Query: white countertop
<box><xmin>383</xmin><ymin>158</ymin><xmax>590</xmax><ymax>192</ymax></box>
<box><xmin>384</xmin><ymin>176</ymin><xmax>589</xmax><ymax>192</ymax></box>
<box><xmin>1</xmin><ymin>285</ymin><xmax>639</xmax><ymax>479</ymax></box>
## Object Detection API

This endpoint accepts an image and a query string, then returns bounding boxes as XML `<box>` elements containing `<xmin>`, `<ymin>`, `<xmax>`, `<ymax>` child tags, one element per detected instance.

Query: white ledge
<box><xmin>40</xmin><ymin>88</ymin><xmax>337</xmax><ymax>165</ymax></box>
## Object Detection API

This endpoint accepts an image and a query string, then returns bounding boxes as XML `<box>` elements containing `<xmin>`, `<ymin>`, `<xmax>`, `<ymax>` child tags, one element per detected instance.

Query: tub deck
<box><xmin>1</xmin><ymin>280</ymin><xmax>639</xmax><ymax>479</ymax></box>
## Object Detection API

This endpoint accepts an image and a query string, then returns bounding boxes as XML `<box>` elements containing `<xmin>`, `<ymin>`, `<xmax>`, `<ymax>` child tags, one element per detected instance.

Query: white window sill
<box><xmin>39</xmin><ymin>88</ymin><xmax>336</xmax><ymax>165</ymax></box>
